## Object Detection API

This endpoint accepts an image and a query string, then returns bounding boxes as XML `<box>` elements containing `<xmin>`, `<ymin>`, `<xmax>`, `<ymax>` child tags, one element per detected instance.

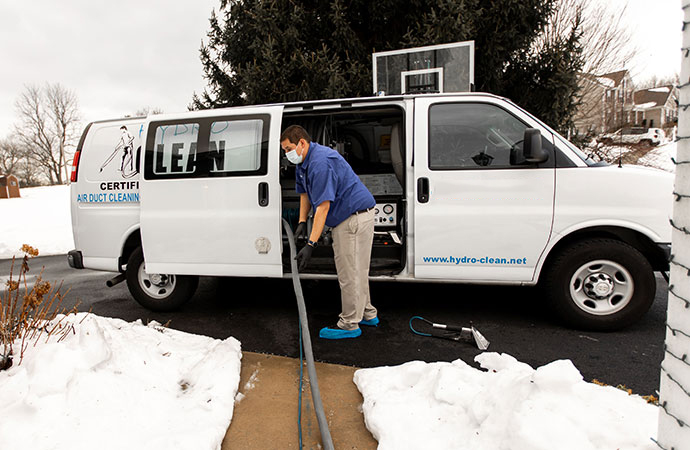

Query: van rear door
<box><xmin>140</xmin><ymin>106</ymin><xmax>283</xmax><ymax>277</ymax></box>
<box><xmin>413</xmin><ymin>96</ymin><xmax>555</xmax><ymax>282</ymax></box>
<box><xmin>71</xmin><ymin>119</ymin><xmax>144</xmax><ymax>272</ymax></box>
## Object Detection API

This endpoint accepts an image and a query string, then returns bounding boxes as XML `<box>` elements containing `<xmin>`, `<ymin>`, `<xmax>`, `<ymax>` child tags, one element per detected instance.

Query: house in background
<box><xmin>632</xmin><ymin>85</ymin><xmax>678</xmax><ymax>130</ymax></box>
<box><xmin>572</xmin><ymin>69</ymin><xmax>634</xmax><ymax>136</ymax></box>
<box><xmin>600</xmin><ymin>70</ymin><xmax>635</xmax><ymax>132</ymax></box>
<box><xmin>572</xmin><ymin>70</ymin><xmax>678</xmax><ymax>139</ymax></box>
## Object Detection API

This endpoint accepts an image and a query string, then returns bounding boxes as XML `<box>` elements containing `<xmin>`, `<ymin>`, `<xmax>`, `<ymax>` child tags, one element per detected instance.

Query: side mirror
<box><xmin>523</xmin><ymin>129</ymin><xmax>548</xmax><ymax>163</ymax></box>
<box><xmin>510</xmin><ymin>128</ymin><xmax>548</xmax><ymax>165</ymax></box>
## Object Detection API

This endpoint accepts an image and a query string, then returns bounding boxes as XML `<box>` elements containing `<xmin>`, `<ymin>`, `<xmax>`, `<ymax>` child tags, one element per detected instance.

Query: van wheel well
<box><xmin>539</xmin><ymin>226</ymin><xmax>667</xmax><ymax>281</ymax></box>
<box><xmin>119</xmin><ymin>229</ymin><xmax>142</xmax><ymax>272</ymax></box>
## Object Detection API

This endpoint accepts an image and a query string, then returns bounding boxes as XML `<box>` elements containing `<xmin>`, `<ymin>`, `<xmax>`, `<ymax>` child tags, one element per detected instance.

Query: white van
<box><xmin>68</xmin><ymin>93</ymin><xmax>672</xmax><ymax>330</ymax></box>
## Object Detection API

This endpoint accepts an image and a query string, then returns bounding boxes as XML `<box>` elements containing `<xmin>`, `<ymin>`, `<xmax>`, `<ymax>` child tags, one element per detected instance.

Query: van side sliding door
<box><xmin>413</xmin><ymin>97</ymin><xmax>555</xmax><ymax>282</ymax></box>
<box><xmin>140</xmin><ymin>106</ymin><xmax>284</xmax><ymax>277</ymax></box>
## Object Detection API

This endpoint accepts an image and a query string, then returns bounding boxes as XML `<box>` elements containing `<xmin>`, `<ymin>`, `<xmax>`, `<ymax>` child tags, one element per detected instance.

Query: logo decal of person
<box><xmin>100</xmin><ymin>126</ymin><xmax>138</xmax><ymax>178</ymax></box>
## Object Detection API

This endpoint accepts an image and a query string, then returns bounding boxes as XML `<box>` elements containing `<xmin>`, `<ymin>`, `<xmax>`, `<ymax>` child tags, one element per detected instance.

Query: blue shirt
<box><xmin>295</xmin><ymin>142</ymin><xmax>376</xmax><ymax>227</ymax></box>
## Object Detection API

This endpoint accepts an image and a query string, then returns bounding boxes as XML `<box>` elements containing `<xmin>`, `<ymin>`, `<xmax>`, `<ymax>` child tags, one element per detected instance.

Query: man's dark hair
<box><xmin>280</xmin><ymin>125</ymin><xmax>311</xmax><ymax>145</ymax></box>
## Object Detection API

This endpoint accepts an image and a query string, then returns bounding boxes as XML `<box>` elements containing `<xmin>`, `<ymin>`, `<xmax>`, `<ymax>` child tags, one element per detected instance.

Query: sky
<box><xmin>0</xmin><ymin>0</ymin><xmax>218</xmax><ymax>139</ymax></box>
<box><xmin>622</xmin><ymin>0</ymin><xmax>683</xmax><ymax>81</ymax></box>
<box><xmin>0</xmin><ymin>0</ymin><xmax>684</xmax><ymax>141</ymax></box>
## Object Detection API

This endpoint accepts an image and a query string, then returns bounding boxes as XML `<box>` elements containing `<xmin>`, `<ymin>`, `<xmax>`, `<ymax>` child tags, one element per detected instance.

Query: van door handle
<box><xmin>258</xmin><ymin>182</ymin><xmax>269</xmax><ymax>207</ymax></box>
<box><xmin>417</xmin><ymin>177</ymin><xmax>429</xmax><ymax>203</ymax></box>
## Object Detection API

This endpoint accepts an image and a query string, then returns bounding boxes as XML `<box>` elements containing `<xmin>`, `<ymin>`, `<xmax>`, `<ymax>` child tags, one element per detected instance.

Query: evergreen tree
<box><xmin>194</xmin><ymin>0</ymin><xmax>583</xmax><ymax>132</ymax></box>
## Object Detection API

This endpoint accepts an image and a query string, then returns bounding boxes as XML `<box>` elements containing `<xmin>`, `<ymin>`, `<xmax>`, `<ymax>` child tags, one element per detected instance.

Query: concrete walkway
<box><xmin>222</xmin><ymin>352</ymin><xmax>378</xmax><ymax>449</ymax></box>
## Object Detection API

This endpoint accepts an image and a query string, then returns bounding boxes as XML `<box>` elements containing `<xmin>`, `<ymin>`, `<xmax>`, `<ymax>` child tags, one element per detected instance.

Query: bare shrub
<box><xmin>1</xmin><ymin>245</ymin><xmax>83</xmax><ymax>370</ymax></box>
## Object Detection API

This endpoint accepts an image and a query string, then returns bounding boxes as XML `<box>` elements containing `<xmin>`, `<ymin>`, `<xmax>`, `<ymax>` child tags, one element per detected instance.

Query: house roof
<box><xmin>633</xmin><ymin>86</ymin><xmax>675</xmax><ymax>110</ymax></box>
<box><xmin>597</xmin><ymin>70</ymin><xmax>629</xmax><ymax>87</ymax></box>
<box><xmin>578</xmin><ymin>70</ymin><xmax>630</xmax><ymax>89</ymax></box>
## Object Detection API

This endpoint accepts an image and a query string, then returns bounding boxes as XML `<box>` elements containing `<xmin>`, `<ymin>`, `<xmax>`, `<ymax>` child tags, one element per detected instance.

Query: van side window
<box><xmin>429</xmin><ymin>103</ymin><xmax>529</xmax><ymax>170</ymax></box>
<box><xmin>209</xmin><ymin>120</ymin><xmax>263</xmax><ymax>173</ymax></box>
<box><xmin>152</xmin><ymin>123</ymin><xmax>199</xmax><ymax>175</ymax></box>
<box><xmin>144</xmin><ymin>115</ymin><xmax>269</xmax><ymax>180</ymax></box>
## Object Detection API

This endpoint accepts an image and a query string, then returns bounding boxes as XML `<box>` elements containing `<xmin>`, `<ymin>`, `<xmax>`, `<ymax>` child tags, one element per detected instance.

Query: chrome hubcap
<box><xmin>570</xmin><ymin>260</ymin><xmax>633</xmax><ymax>316</ymax></box>
<box><xmin>138</xmin><ymin>264</ymin><xmax>176</xmax><ymax>299</ymax></box>
<box><xmin>586</xmin><ymin>273</ymin><xmax>615</xmax><ymax>298</ymax></box>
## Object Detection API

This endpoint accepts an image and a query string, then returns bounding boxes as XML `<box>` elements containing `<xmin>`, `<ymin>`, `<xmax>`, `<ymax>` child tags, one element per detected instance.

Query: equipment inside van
<box><xmin>280</xmin><ymin>106</ymin><xmax>407</xmax><ymax>276</ymax></box>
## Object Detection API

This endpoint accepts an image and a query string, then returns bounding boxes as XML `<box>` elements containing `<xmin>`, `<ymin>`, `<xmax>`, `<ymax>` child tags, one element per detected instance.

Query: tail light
<box><xmin>70</xmin><ymin>150</ymin><xmax>81</xmax><ymax>182</ymax></box>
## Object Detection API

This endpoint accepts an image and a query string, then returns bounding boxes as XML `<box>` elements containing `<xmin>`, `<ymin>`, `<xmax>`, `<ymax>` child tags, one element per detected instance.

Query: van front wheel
<box><xmin>544</xmin><ymin>239</ymin><xmax>655</xmax><ymax>331</ymax></box>
<box><xmin>125</xmin><ymin>247</ymin><xmax>198</xmax><ymax>311</ymax></box>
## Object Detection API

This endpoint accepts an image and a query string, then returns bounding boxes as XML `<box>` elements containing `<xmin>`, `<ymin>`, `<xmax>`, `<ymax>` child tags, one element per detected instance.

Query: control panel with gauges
<box><xmin>372</xmin><ymin>199</ymin><xmax>402</xmax><ymax>246</ymax></box>
<box><xmin>358</xmin><ymin>174</ymin><xmax>402</xmax><ymax>231</ymax></box>
<box><xmin>374</xmin><ymin>202</ymin><xmax>397</xmax><ymax>227</ymax></box>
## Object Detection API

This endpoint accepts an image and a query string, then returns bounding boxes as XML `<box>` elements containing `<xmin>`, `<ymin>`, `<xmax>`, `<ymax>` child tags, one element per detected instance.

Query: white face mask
<box><xmin>285</xmin><ymin>144</ymin><xmax>304</xmax><ymax>164</ymax></box>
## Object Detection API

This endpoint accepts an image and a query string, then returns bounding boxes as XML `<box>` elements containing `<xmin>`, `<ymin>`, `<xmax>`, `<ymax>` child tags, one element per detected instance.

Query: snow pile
<box><xmin>354</xmin><ymin>353</ymin><xmax>657</xmax><ymax>450</ymax></box>
<box><xmin>638</xmin><ymin>141</ymin><xmax>677</xmax><ymax>172</ymax></box>
<box><xmin>0</xmin><ymin>185</ymin><xmax>74</xmax><ymax>259</ymax></box>
<box><xmin>0</xmin><ymin>313</ymin><xmax>242</xmax><ymax>450</ymax></box>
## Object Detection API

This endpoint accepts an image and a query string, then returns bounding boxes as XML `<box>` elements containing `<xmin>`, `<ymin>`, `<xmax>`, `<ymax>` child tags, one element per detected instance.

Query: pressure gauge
<box><xmin>383</xmin><ymin>204</ymin><xmax>394</xmax><ymax>215</ymax></box>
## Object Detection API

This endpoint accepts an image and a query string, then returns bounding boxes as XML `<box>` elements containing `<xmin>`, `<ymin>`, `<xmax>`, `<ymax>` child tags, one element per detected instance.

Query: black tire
<box><xmin>543</xmin><ymin>238</ymin><xmax>655</xmax><ymax>331</ymax></box>
<box><xmin>125</xmin><ymin>247</ymin><xmax>198</xmax><ymax>311</ymax></box>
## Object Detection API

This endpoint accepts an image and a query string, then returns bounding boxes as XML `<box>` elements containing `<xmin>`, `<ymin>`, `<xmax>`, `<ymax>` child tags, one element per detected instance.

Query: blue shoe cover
<box><xmin>319</xmin><ymin>326</ymin><xmax>362</xmax><ymax>339</ymax></box>
<box><xmin>359</xmin><ymin>317</ymin><xmax>380</xmax><ymax>327</ymax></box>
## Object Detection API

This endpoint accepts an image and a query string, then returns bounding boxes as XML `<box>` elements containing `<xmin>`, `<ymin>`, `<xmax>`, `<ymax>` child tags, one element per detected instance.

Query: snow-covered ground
<box><xmin>586</xmin><ymin>140</ymin><xmax>676</xmax><ymax>173</ymax></box>
<box><xmin>0</xmin><ymin>314</ymin><xmax>242</xmax><ymax>450</ymax></box>
<box><xmin>355</xmin><ymin>355</ymin><xmax>658</xmax><ymax>450</ymax></box>
<box><xmin>637</xmin><ymin>140</ymin><xmax>677</xmax><ymax>172</ymax></box>
<box><xmin>1</xmin><ymin>314</ymin><xmax>660</xmax><ymax>450</ymax></box>
<box><xmin>0</xmin><ymin>185</ymin><xmax>74</xmax><ymax>259</ymax></box>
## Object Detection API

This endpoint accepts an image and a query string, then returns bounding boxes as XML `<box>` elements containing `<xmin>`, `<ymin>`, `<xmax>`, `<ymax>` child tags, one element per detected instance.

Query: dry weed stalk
<box><xmin>1</xmin><ymin>245</ymin><xmax>81</xmax><ymax>371</ymax></box>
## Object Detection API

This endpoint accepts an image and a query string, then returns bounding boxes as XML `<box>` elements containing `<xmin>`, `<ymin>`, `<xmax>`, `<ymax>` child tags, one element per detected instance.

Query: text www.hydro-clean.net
<box><xmin>422</xmin><ymin>256</ymin><xmax>528</xmax><ymax>265</ymax></box>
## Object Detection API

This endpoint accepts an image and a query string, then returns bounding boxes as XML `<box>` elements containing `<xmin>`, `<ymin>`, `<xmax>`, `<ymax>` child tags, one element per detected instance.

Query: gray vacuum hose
<box><xmin>282</xmin><ymin>218</ymin><xmax>335</xmax><ymax>450</ymax></box>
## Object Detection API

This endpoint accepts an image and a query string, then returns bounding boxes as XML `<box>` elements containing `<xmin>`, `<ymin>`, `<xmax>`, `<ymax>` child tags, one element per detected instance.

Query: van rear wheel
<box><xmin>125</xmin><ymin>247</ymin><xmax>198</xmax><ymax>311</ymax></box>
<box><xmin>543</xmin><ymin>239</ymin><xmax>655</xmax><ymax>331</ymax></box>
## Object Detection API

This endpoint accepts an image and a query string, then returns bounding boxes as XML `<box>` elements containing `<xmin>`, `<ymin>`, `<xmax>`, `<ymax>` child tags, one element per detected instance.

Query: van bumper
<box><xmin>67</xmin><ymin>250</ymin><xmax>84</xmax><ymax>269</ymax></box>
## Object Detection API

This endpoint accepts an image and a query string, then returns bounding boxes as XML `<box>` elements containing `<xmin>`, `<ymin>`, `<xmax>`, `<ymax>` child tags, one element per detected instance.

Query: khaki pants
<box><xmin>332</xmin><ymin>209</ymin><xmax>377</xmax><ymax>330</ymax></box>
